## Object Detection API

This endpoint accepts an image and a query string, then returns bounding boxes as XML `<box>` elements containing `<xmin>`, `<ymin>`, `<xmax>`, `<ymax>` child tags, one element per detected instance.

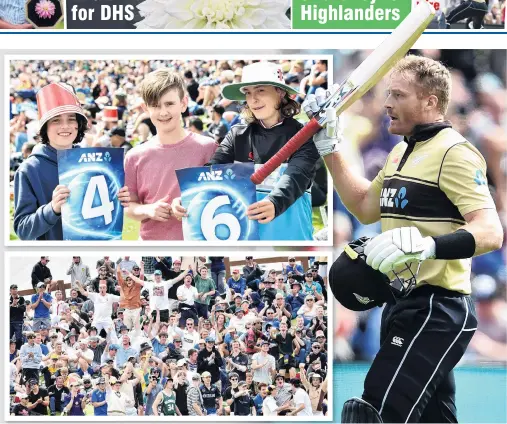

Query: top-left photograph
<box><xmin>0</xmin><ymin>0</ymin><xmax>65</xmax><ymax>29</ymax></box>
<box><xmin>7</xmin><ymin>56</ymin><xmax>333</xmax><ymax>245</ymax></box>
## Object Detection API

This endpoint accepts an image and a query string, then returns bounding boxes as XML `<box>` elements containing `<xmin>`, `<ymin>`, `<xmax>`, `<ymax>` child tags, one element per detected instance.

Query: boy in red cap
<box><xmin>13</xmin><ymin>82</ymin><xmax>130</xmax><ymax>240</ymax></box>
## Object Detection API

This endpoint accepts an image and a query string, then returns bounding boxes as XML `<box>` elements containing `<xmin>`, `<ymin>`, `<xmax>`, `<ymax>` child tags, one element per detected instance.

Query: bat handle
<box><xmin>250</xmin><ymin>117</ymin><xmax>322</xmax><ymax>185</ymax></box>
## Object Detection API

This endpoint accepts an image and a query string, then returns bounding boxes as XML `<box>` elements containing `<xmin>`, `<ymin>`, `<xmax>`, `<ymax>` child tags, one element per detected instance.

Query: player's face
<box><xmin>46</xmin><ymin>113</ymin><xmax>79</xmax><ymax>149</ymax></box>
<box><xmin>243</xmin><ymin>85</ymin><xmax>284</xmax><ymax>127</ymax></box>
<box><xmin>146</xmin><ymin>89</ymin><xmax>188</xmax><ymax>134</ymax></box>
<box><xmin>385</xmin><ymin>72</ymin><xmax>428</xmax><ymax>136</ymax></box>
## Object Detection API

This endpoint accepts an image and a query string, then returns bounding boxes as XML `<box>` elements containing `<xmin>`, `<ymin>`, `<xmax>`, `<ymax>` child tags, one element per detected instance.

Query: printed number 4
<box><xmin>82</xmin><ymin>175</ymin><xmax>114</xmax><ymax>225</ymax></box>
<box><xmin>201</xmin><ymin>195</ymin><xmax>240</xmax><ymax>241</ymax></box>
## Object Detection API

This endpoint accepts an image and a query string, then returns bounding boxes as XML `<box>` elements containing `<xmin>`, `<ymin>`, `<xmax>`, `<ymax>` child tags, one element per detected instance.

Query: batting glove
<box><xmin>364</xmin><ymin>227</ymin><xmax>436</xmax><ymax>274</ymax></box>
<box><xmin>302</xmin><ymin>85</ymin><xmax>342</xmax><ymax>157</ymax></box>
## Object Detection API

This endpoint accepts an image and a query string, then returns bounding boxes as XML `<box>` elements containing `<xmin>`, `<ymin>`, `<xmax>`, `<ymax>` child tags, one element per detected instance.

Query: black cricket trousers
<box><xmin>362</xmin><ymin>285</ymin><xmax>478</xmax><ymax>423</ymax></box>
<box><xmin>447</xmin><ymin>1</ymin><xmax>488</xmax><ymax>29</ymax></box>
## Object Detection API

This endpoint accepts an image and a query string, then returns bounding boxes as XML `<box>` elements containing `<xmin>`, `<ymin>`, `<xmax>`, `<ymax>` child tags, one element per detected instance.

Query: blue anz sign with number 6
<box><xmin>176</xmin><ymin>163</ymin><xmax>259</xmax><ymax>241</ymax></box>
<box><xmin>57</xmin><ymin>148</ymin><xmax>125</xmax><ymax>240</ymax></box>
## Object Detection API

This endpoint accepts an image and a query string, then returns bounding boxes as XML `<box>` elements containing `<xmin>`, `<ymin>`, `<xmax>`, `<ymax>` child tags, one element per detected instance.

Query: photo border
<box><xmin>5</xmin><ymin>54</ymin><xmax>334</xmax><ymax>247</ymax></box>
<box><xmin>4</xmin><ymin>249</ymin><xmax>334</xmax><ymax>422</ymax></box>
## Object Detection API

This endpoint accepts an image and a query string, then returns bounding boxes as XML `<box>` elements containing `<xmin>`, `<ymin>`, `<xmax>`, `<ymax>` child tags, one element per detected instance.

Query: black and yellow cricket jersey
<box><xmin>370</xmin><ymin>122</ymin><xmax>496</xmax><ymax>294</ymax></box>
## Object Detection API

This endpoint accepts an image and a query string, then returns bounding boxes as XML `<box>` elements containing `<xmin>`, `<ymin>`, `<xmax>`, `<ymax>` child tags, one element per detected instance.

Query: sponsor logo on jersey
<box><xmin>391</xmin><ymin>336</ymin><xmax>404</xmax><ymax>347</ymax></box>
<box><xmin>380</xmin><ymin>187</ymin><xmax>408</xmax><ymax>209</ymax></box>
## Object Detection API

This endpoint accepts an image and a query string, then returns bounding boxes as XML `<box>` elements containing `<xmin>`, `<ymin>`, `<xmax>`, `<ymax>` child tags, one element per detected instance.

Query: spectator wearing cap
<box><xmin>20</xmin><ymin>331</ymin><xmax>43</xmax><ymax>383</ymax></box>
<box><xmin>228</xmin><ymin>304</ymin><xmax>248</xmax><ymax>334</ymax></box>
<box><xmin>243</xmin><ymin>257</ymin><xmax>263</xmax><ymax>288</ymax></box>
<box><xmin>301</xmin><ymin>271</ymin><xmax>323</xmax><ymax>301</ymax></box>
<box><xmin>228</xmin><ymin>293</ymin><xmax>243</xmax><ymax>314</ymax></box>
<box><xmin>11</xmin><ymin>392</ymin><xmax>30</xmax><ymax>416</ymax></box>
<box><xmin>197</xmin><ymin>336</ymin><xmax>223</xmax><ymax>389</ymax></box>
<box><xmin>90</xmin><ymin>266</ymin><xmax>117</xmax><ymax>294</ymax></box>
<box><xmin>227</xmin><ymin>269</ymin><xmax>246</xmax><ymax>296</ymax></box>
<box><xmin>223</xmin><ymin>372</ymin><xmax>240</xmax><ymax>415</ymax></box>
<box><xmin>310</xmin><ymin>267</ymin><xmax>325</xmax><ymax>288</ymax></box>
<box><xmin>10</xmin><ymin>283</ymin><xmax>26</xmax><ymax>350</ymax></box>
<box><xmin>145</xmin><ymin>268</ymin><xmax>189</xmax><ymax>323</ymax></box>
<box><xmin>288</xmin><ymin>378</ymin><xmax>313</xmax><ymax>416</ymax></box>
<box><xmin>27</xmin><ymin>378</ymin><xmax>49</xmax><ymax>415</ymax></box>
<box><xmin>51</xmin><ymin>289</ymin><xmax>69</xmax><ymax>323</ymax></box>
<box><xmin>145</xmin><ymin>365</ymin><xmax>163</xmax><ymax>415</ymax></box>
<box><xmin>152</xmin><ymin>377</ymin><xmax>181</xmax><ymax>416</ymax></box>
<box><xmin>71</xmin><ymin>338</ymin><xmax>94</xmax><ymax>377</ymax></box>
<box><xmin>315</xmin><ymin>330</ymin><xmax>327</xmax><ymax>352</ymax></box>
<box><xmin>151</xmin><ymin>256</ymin><xmax>173</xmax><ymax>279</ymax></box>
<box><xmin>284</xmin><ymin>257</ymin><xmax>304</xmax><ymax>277</ymax></box>
<box><xmin>31</xmin><ymin>256</ymin><xmax>53</xmax><ymax>291</ymax></box>
<box><xmin>260</xmin><ymin>273</ymin><xmax>278</xmax><ymax>307</ymax></box>
<box><xmin>101</xmin><ymin>343</ymin><xmax>120</xmax><ymax>367</ymax></box>
<box><xmin>106</xmin><ymin>377</ymin><xmax>131</xmax><ymax>416</ymax></box>
<box><xmin>96</xmin><ymin>256</ymin><xmax>116</xmax><ymax>277</ymax></box>
<box><xmin>110</xmin><ymin>127</ymin><xmax>132</xmax><ymax>152</ymax></box>
<box><xmin>116</xmin><ymin>262</ymin><xmax>146</xmax><ymax>330</ymax></box>
<box><xmin>187</xmin><ymin>374</ymin><xmax>205</xmax><ymax>416</ymax></box>
<box><xmin>76</xmin><ymin>280</ymin><xmax>120</xmax><ymax>335</ymax></box>
<box><xmin>47</xmin><ymin>374</ymin><xmax>69</xmax><ymax>415</ymax></box>
<box><xmin>199</xmin><ymin>370</ymin><xmax>222</xmax><ymax>415</ymax></box>
<box><xmin>252</xmin><ymin>340</ymin><xmax>276</xmax><ymax>385</ymax></box>
<box><xmin>42</xmin><ymin>350</ymin><xmax>61</xmax><ymax>388</ymax></box>
<box><xmin>91</xmin><ymin>377</ymin><xmax>108</xmax><ymax>416</ymax></box>
<box><xmin>66</xmin><ymin>256</ymin><xmax>91</xmax><ymax>290</ymax></box>
<box><xmin>31</xmin><ymin>282</ymin><xmax>53</xmax><ymax>331</ymax></box>
<box><xmin>232</xmin><ymin>380</ymin><xmax>256</xmax><ymax>416</ymax></box>
<box><xmin>194</xmin><ymin>266</ymin><xmax>216</xmax><ymax>319</ymax></box>
<box><xmin>305</xmin><ymin>340</ymin><xmax>327</xmax><ymax>375</ymax></box>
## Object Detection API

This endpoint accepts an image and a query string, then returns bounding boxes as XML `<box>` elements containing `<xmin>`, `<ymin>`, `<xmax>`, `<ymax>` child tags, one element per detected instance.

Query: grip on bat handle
<box><xmin>250</xmin><ymin>117</ymin><xmax>322</xmax><ymax>185</ymax></box>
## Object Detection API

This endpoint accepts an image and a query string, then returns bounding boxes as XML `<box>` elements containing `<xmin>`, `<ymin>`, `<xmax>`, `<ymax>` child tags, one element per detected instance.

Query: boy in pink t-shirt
<box><xmin>125</xmin><ymin>69</ymin><xmax>217</xmax><ymax>240</ymax></box>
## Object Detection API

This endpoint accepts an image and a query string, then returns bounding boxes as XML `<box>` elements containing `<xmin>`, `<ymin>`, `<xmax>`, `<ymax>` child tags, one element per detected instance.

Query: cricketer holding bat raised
<box><xmin>305</xmin><ymin>55</ymin><xmax>504</xmax><ymax>422</ymax></box>
<box><xmin>13</xmin><ymin>83</ymin><xmax>130</xmax><ymax>240</ymax></box>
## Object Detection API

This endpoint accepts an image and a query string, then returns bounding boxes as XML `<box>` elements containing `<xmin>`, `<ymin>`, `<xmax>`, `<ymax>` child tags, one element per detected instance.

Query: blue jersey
<box><xmin>91</xmin><ymin>389</ymin><xmax>107</xmax><ymax>416</ymax></box>
<box><xmin>256</xmin><ymin>191</ymin><xmax>313</xmax><ymax>241</ymax></box>
<box><xmin>31</xmin><ymin>293</ymin><xmax>52</xmax><ymax>318</ymax></box>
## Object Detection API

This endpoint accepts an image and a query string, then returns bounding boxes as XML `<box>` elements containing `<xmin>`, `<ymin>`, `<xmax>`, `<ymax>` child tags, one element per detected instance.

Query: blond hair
<box><xmin>391</xmin><ymin>55</ymin><xmax>451</xmax><ymax>115</ymax></box>
<box><xmin>241</xmin><ymin>89</ymin><xmax>301</xmax><ymax>124</ymax></box>
<box><xmin>139</xmin><ymin>68</ymin><xmax>186</xmax><ymax>107</ymax></box>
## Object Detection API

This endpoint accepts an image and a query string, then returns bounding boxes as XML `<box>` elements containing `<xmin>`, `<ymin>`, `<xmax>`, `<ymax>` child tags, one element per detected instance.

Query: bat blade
<box><xmin>250</xmin><ymin>1</ymin><xmax>435</xmax><ymax>185</ymax></box>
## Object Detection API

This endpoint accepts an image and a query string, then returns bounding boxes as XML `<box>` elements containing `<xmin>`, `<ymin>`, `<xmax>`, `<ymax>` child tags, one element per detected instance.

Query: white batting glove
<box><xmin>364</xmin><ymin>227</ymin><xmax>436</xmax><ymax>274</ymax></box>
<box><xmin>302</xmin><ymin>84</ymin><xmax>342</xmax><ymax>157</ymax></box>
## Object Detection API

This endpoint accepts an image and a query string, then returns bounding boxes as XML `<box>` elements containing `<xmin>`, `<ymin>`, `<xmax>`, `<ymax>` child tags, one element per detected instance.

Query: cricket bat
<box><xmin>250</xmin><ymin>1</ymin><xmax>435</xmax><ymax>185</ymax></box>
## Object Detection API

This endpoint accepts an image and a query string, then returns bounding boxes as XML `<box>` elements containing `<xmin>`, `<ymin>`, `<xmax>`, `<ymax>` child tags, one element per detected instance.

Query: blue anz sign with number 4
<box><xmin>176</xmin><ymin>163</ymin><xmax>259</xmax><ymax>241</ymax></box>
<box><xmin>57</xmin><ymin>148</ymin><xmax>125</xmax><ymax>240</ymax></box>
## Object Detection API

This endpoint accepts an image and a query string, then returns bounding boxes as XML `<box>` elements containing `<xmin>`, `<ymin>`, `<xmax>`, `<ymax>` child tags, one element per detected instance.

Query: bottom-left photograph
<box><xmin>7</xmin><ymin>253</ymin><xmax>332</xmax><ymax>420</ymax></box>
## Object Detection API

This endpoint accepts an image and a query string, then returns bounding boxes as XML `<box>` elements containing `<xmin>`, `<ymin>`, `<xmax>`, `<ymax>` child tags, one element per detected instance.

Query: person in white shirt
<box><xmin>76</xmin><ymin>281</ymin><xmax>120</xmax><ymax>334</ymax></box>
<box><xmin>51</xmin><ymin>290</ymin><xmax>69</xmax><ymax>325</ymax></box>
<box><xmin>107</xmin><ymin>377</ymin><xmax>132</xmax><ymax>416</ymax></box>
<box><xmin>176</xmin><ymin>273</ymin><xmax>199</xmax><ymax>327</ymax></box>
<box><xmin>263</xmin><ymin>385</ymin><xmax>291</xmax><ymax>416</ymax></box>
<box><xmin>145</xmin><ymin>269</ymin><xmax>189</xmax><ymax>322</ymax></box>
<box><xmin>289</xmin><ymin>378</ymin><xmax>313</xmax><ymax>416</ymax></box>
<box><xmin>228</xmin><ymin>309</ymin><xmax>248</xmax><ymax>334</ymax></box>
<box><xmin>251</xmin><ymin>341</ymin><xmax>276</xmax><ymax>384</ymax></box>
<box><xmin>73</xmin><ymin>339</ymin><xmax>94</xmax><ymax>376</ymax></box>
<box><xmin>180</xmin><ymin>319</ymin><xmax>200</xmax><ymax>357</ymax></box>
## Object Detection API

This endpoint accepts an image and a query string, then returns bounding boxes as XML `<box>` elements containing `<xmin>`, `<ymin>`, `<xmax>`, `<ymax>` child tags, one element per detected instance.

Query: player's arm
<box><xmin>323</xmin><ymin>151</ymin><xmax>381</xmax><ymax>224</ymax></box>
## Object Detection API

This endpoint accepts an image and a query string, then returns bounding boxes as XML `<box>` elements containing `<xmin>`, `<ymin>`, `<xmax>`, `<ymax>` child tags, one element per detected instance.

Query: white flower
<box><xmin>136</xmin><ymin>0</ymin><xmax>291</xmax><ymax>30</ymax></box>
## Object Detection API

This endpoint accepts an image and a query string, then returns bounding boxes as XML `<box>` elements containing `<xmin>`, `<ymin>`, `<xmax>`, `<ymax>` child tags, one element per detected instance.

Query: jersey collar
<box><xmin>405</xmin><ymin>121</ymin><xmax>452</xmax><ymax>146</ymax></box>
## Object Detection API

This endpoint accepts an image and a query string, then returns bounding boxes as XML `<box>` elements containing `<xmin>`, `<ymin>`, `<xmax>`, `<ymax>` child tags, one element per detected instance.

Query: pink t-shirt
<box><xmin>124</xmin><ymin>132</ymin><xmax>217</xmax><ymax>240</ymax></box>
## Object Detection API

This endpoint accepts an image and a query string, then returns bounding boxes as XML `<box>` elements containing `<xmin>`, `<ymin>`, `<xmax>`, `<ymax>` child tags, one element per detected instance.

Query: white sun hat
<box><xmin>222</xmin><ymin>62</ymin><xmax>298</xmax><ymax>101</ymax></box>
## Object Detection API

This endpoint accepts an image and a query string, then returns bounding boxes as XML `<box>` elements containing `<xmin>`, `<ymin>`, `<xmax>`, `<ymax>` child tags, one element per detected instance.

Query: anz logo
<box><xmin>198</xmin><ymin>169</ymin><xmax>236</xmax><ymax>182</ymax></box>
<box><xmin>380</xmin><ymin>186</ymin><xmax>409</xmax><ymax>209</ymax></box>
<box><xmin>78</xmin><ymin>152</ymin><xmax>111</xmax><ymax>163</ymax></box>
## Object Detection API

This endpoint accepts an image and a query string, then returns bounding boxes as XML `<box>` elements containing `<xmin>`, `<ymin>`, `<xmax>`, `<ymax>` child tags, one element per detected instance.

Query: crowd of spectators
<box><xmin>331</xmin><ymin>48</ymin><xmax>507</xmax><ymax>365</ymax></box>
<box><xmin>9</xmin><ymin>255</ymin><xmax>329</xmax><ymax>416</ymax></box>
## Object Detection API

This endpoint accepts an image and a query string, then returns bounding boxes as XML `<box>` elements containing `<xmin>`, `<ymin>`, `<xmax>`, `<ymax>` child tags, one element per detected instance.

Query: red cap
<box><xmin>36</xmin><ymin>83</ymin><xmax>86</xmax><ymax>131</ymax></box>
<box><xmin>102</xmin><ymin>106</ymin><xmax>118</xmax><ymax>122</ymax></box>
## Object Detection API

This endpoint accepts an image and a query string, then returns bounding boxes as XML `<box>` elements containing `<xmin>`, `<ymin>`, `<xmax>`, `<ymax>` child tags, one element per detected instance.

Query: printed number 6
<box><xmin>201</xmin><ymin>195</ymin><xmax>241</xmax><ymax>241</ymax></box>
<box><xmin>82</xmin><ymin>175</ymin><xmax>114</xmax><ymax>225</ymax></box>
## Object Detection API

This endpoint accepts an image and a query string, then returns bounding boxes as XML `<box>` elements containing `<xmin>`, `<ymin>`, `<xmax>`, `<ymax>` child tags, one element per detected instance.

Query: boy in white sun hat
<box><xmin>13</xmin><ymin>82</ymin><xmax>130</xmax><ymax>240</ymax></box>
<box><xmin>172</xmin><ymin>61</ymin><xmax>321</xmax><ymax>241</ymax></box>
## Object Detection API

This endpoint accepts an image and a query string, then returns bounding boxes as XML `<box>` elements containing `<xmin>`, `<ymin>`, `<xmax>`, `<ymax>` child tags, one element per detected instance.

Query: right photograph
<box><xmin>329</xmin><ymin>48</ymin><xmax>506</xmax><ymax>423</ymax></box>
